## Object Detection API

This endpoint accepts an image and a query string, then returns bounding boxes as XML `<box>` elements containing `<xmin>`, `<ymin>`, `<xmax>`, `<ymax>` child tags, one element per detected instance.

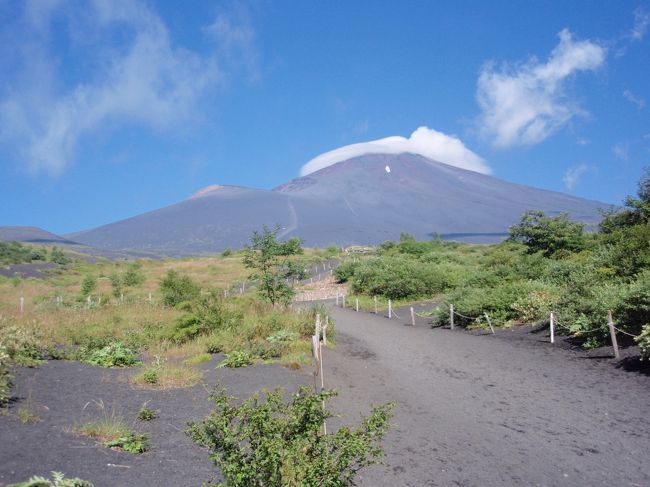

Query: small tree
<box><xmin>508</xmin><ymin>210</ymin><xmax>586</xmax><ymax>257</ymax></box>
<box><xmin>159</xmin><ymin>270</ymin><xmax>200</xmax><ymax>307</ymax></box>
<box><xmin>123</xmin><ymin>263</ymin><xmax>145</xmax><ymax>287</ymax></box>
<box><xmin>187</xmin><ymin>387</ymin><xmax>393</xmax><ymax>487</ymax></box>
<box><xmin>80</xmin><ymin>275</ymin><xmax>97</xmax><ymax>297</ymax></box>
<box><xmin>243</xmin><ymin>226</ymin><xmax>303</xmax><ymax>306</ymax></box>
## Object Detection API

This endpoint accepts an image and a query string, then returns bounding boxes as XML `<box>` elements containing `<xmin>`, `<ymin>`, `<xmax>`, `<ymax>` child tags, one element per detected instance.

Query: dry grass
<box><xmin>130</xmin><ymin>361</ymin><xmax>203</xmax><ymax>389</ymax></box>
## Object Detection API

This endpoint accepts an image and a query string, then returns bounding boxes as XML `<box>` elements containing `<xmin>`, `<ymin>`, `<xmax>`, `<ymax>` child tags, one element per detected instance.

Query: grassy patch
<box><xmin>74</xmin><ymin>400</ymin><xmax>148</xmax><ymax>454</ymax></box>
<box><xmin>184</xmin><ymin>353</ymin><xmax>211</xmax><ymax>365</ymax></box>
<box><xmin>131</xmin><ymin>358</ymin><xmax>203</xmax><ymax>389</ymax></box>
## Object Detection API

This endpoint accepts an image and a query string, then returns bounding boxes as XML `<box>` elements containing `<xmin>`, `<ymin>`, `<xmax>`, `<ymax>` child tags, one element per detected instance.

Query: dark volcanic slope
<box><xmin>0</xmin><ymin>226</ymin><xmax>79</xmax><ymax>245</ymax></box>
<box><xmin>69</xmin><ymin>154</ymin><xmax>607</xmax><ymax>255</ymax></box>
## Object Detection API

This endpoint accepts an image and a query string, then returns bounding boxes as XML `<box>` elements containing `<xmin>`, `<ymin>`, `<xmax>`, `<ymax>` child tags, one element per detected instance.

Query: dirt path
<box><xmin>322</xmin><ymin>304</ymin><xmax>650</xmax><ymax>487</ymax></box>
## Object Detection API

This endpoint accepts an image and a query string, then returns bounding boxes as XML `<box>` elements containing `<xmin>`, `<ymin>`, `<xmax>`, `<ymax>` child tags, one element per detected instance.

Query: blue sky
<box><xmin>0</xmin><ymin>0</ymin><xmax>648</xmax><ymax>234</ymax></box>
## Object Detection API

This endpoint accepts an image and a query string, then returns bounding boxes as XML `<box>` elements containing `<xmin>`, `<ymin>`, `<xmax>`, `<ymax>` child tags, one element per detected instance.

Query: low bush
<box><xmin>105</xmin><ymin>433</ymin><xmax>149</xmax><ymax>454</ymax></box>
<box><xmin>84</xmin><ymin>342</ymin><xmax>139</xmax><ymax>368</ymax></box>
<box><xmin>171</xmin><ymin>291</ymin><xmax>239</xmax><ymax>343</ymax></box>
<box><xmin>187</xmin><ymin>386</ymin><xmax>393</xmax><ymax>487</ymax></box>
<box><xmin>217</xmin><ymin>350</ymin><xmax>253</xmax><ymax>368</ymax></box>
<box><xmin>159</xmin><ymin>270</ymin><xmax>201</xmax><ymax>307</ymax></box>
<box><xmin>636</xmin><ymin>325</ymin><xmax>650</xmax><ymax>360</ymax></box>
<box><xmin>138</xmin><ymin>405</ymin><xmax>157</xmax><ymax>421</ymax></box>
<box><xmin>7</xmin><ymin>472</ymin><xmax>93</xmax><ymax>487</ymax></box>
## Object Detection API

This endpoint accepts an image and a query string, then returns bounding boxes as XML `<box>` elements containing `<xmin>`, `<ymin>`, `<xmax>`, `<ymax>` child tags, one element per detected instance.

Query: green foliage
<box><xmin>600</xmin><ymin>167</ymin><xmax>650</xmax><ymax>233</ymax></box>
<box><xmin>218</xmin><ymin>350</ymin><xmax>253</xmax><ymax>368</ymax></box>
<box><xmin>243</xmin><ymin>226</ymin><xmax>303</xmax><ymax>306</ymax></box>
<box><xmin>159</xmin><ymin>270</ymin><xmax>200</xmax><ymax>307</ymax></box>
<box><xmin>122</xmin><ymin>263</ymin><xmax>145</xmax><ymax>287</ymax></box>
<box><xmin>172</xmin><ymin>291</ymin><xmax>239</xmax><ymax>343</ymax></box>
<box><xmin>266</xmin><ymin>330</ymin><xmax>298</xmax><ymax>343</ymax></box>
<box><xmin>7</xmin><ymin>471</ymin><xmax>93</xmax><ymax>487</ymax></box>
<box><xmin>104</xmin><ymin>432</ymin><xmax>149</xmax><ymax>454</ymax></box>
<box><xmin>333</xmin><ymin>260</ymin><xmax>360</xmax><ymax>283</ymax></box>
<box><xmin>84</xmin><ymin>342</ymin><xmax>139</xmax><ymax>367</ymax></box>
<box><xmin>508</xmin><ymin>210</ymin><xmax>586</xmax><ymax>257</ymax></box>
<box><xmin>49</xmin><ymin>247</ymin><xmax>71</xmax><ymax>265</ymax></box>
<box><xmin>221</xmin><ymin>248</ymin><xmax>233</xmax><ymax>257</ymax></box>
<box><xmin>138</xmin><ymin>406</ymin><xmax>158</xmax><ymax>421</ymax></box>
<box><xmin>635</xmin><ymin>325</ymin><xmax>650</xmax><ymax>360</ymax></box>
<box><xmin>80</xmin><ymin>275</ymin><xmax>97</xmax><ymax>297</ymax></box>
<box><xmin>109</xmin><ymin>273</ymin><xmax>123</xmax><ymax>298</ymax></box>
<box><xmin>187</xmin><ymin>386</ymin><xmax>393</xmax><ymax>487</ymax></box>
<box><xmin>0</xmin><ymin>348</ymin><xmax>12</xmax><ymax>407</ymax></box>
<box><xmin>0</xmin><ymin>325</ymin><xmax>47</xmax><ymax>367</ymax></box>
<box><xmin>0</xmin><ymin>241</ymin><xmax>51</xmax><ymax>265</ymax></box>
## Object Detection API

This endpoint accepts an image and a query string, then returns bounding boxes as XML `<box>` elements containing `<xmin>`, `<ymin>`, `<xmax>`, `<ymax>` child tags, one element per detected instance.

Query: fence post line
<box><xmin>410</xmin><ymin>307</ymin><xmax>415</xmax><ymax>326</ymax></box>
<box><xmin>450</xmin><ymin>304</ymin><xmax>455</xmax><ymax>330</ymax></box>
<box><xmin>484</xmin><ymin>313</ymin><xmax>495</xmax><ymax>334</ymax></box>
<box><xmin>607</xmin><ymin>310</ymin><xmax>620</xmax><ymax>359</ymax></box>
<box><xmin>374</xmin><ymin>296</ymin><xmax>378</xmax><ymax>314</ymax></box>
<box><xmin>550</xmin><ymin>311</ymin><xmax>555</xmax><ymax>344</ymax></box>
<box><xmin>388</xmin><ymin>299</ymin><xmax>392</xmax><ymax>319</ymax></box>
<box><xmin>355</xmin><ymin>298</ymin><xmax>359</xmax><ymax>312</ymax></box>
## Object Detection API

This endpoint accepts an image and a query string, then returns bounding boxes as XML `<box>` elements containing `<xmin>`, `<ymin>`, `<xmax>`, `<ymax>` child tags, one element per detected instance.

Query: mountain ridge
<box><xmin>54</xmin><ymin>153</ymin><xmax>610</xmax><ymax>256</ymax></box>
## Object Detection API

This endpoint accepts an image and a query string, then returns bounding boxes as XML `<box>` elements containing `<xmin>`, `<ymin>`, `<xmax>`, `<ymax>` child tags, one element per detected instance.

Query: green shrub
<box><xmin>0</xmin><ymin>348</ymin><xmax>12</xmax><ymax>407</ymax></box>
<box><xmin>0</xmin><ymin>325</ymin><xmax>47</xmax><ymax>367</ymax></box>
<box><xmin>159</xmin><ymin>270</ymin><xmax>200</xmax><ymax>307</ymax></box>
<box><xmin>105</xmin><ymin>433</ymin><xmax>149</xmax><ymax>454</ymax></box>
<box><xmin>635</xmin><ymin>325</ymin><xmax>650</xmax><ymax>360</ymax></box>
<box><xmin>80</xmin><ymin>275</ymin><xmax>97</xmax><ymax>297</ymax></box>
<box><xmin>172</xmin><ymin>291</ymin><xmax>240</xmax><ymax>343</ymax></box>
<box><xmin>613</xmin><ymin>270</ymin><xmax>650</xmax><ymax>338</ymax></box>
<box><xmin>217</xmin><ymin>350</ymin><xmax>253</xmax><ymax>368</ymax></box>
<box><xmin>187</xmin><ymin>386</ymin><xmax>393</xmax><ymax>487</ymax></box>
<box><xmin>7</xmin><ymin>471</ymin><xmax>93</xmax><ymax>487</ymax></box>
<box><xmin>138</xmin><ymin>406</ymin><xmax>158</xmax><ymax>421</ymax></box>
<box><xmin>84</xmin><ymin>342</ymin><xmax>139</xmax><ymax>367</ymax></box>
<box><xmin>122</xmin><ymin>263</ymin><xmax>145</xmax><ymax>287</ymax></box>
<box><xmin>221</xmin><ymin>248</ymin><xmax>233</xmax><ymax>257</ymax></box>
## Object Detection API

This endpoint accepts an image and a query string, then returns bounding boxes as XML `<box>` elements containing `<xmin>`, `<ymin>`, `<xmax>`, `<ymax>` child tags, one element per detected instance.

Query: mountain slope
<box><xmin>68</xmin><ymin>153</ymin><xmax>608</xmax><ymax>255</ymax></box>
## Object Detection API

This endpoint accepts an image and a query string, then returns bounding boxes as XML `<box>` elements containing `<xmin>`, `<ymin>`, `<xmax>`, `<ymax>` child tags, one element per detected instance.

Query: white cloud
<box><xmin>623</xmin><ymin>89</ymin><xmax>646</xmax><ymax>109</ymax></box>
<box><xmin>476</xmin><ymin>29</ymin><xmax>606</xmax><ymax>148</ymax></box>
<box><xmin>563</xmin><ymin>163</ymin><xmax>589</xmax><ymax>190</ymax></box>
<box><xmin>631</xmin><ymin>7</ymin><xmax>650</xmax><ymax>40</ymax></box>
<box><xmin>299</xmin><ymin>126</ymin><xmax>490</xmax><ymax>176</ymax></box>
<box><xmin>613</xmin><ymin>142</ymin><xmax>629</xmax><ymax>161</ymax></box>
<box><xmin>0</xmin><ymin>1</ymin><xmax>255</xmax><ymax>175</ymax></box>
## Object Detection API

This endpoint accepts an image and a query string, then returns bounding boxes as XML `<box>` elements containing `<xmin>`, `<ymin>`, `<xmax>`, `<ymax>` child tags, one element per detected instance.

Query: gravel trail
<box><xmin>323</xmin><ymin>305</ymin><xmax>650</xmax><ymax>487</ymax></box>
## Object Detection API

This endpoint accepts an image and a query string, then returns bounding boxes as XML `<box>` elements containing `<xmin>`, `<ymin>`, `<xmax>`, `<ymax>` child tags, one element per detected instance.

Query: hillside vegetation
<box><xmin>337</xmin><ymin>170</ymin><xmax>650</xmax><ymax>352</ymax></box>
<box><xmin>0</xmin><ymin>235</ymin><xmax>339</xmax><ymax>407</ymax></box>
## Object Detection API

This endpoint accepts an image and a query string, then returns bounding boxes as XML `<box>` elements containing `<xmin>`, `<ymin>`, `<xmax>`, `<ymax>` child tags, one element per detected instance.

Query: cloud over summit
<box><xmin>299</xmin><ymin>127</ymin><xmax>489</xmax><ymax>176</ymax></box>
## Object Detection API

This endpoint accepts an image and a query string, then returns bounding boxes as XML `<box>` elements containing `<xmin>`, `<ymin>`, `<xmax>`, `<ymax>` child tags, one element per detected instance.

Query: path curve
<box><xmin>323</xmin><ymin>305</ymin><xmax>650</xmax><ymax>487</ymax></box>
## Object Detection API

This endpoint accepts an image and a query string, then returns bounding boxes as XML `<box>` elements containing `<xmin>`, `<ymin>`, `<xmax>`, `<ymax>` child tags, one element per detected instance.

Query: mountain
<box><xmin>0</xmin><ymin>226</ymin><xmax>80</xmax><ymax>245</ymax></box>
<box><xmin>67</xmin><ymin>153</ymin><xmax>608</xmax><ymax>256</ymax></box>
<box><xmin>0</xmin><ymin>225</ymin><xmax>156</xmax><ymax>260</ymax></box>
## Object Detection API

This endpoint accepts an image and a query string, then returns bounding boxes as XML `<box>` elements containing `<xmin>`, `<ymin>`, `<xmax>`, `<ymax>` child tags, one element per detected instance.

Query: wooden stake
<box><xmin>342</xmin><ymin>295</ymin><xmax>346</xmax><ymax>308</ymax></box>
<box><xmin>388</xmin><ymin>299</ymin><xmax>392</xmax><ymax>319</ymax></box>
<box><xmin>374</xmin><ymin>296</ymin><xmax>378</xmax><ymax>314</ymax></box>
<box><xmin>148</xmin><ymin>292</ymin><xmax>152</xmax><ymax>303</ymax></box>
<box><xmin>355</xmin><ymin>298</ymin><xmax>359</xmax><ymax>312</ymax></box>
<box><xmin>608</xmin><ymin>310</ymin><xmax>620</xmax><ymax>359</ymax></box>
<box><xmin>549</xmin><ymin>311</ymin><xmax>555</xmax><ymax>344</ymax></box>
<box><xmin>450</xmin><ymin>304</ymin><xmax>455</xmax><ymax>330</ymax></box>
<box><xmin>484</xmin><ymin>313</ymin><xmax>495</xmax><ymax>334</ymax></box>
<box><xmin>410</xmin><ymin>306</ymin><xmax>415</xmax><ymax>326</ymax></box>
<box><xmin>323</xmin><ymin>317</ymin><xmax>328</xmax><ymax>346</ymax></box>
<box><xmin>335</xmin><ymin>294</ymin><xmax>339</xmax><ymax>306</ymax></box>
<box><xmin>20</xmin><ymin>296</ymin><xmax>24</xmax><ymax>314</ymax></box>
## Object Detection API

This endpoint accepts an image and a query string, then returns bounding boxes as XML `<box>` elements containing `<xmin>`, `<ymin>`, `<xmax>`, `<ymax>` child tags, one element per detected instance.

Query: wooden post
<box><xmin>410</xmin><ymin>306</ymin><xmax>415</xmax><ymax>326</ymax></box>
<box><xmin>335</xmin><ymin>294</ymin><xmax>339</xmax><ymax>306</ymax></box>
<box><xmin>148</xmin><ymin>292</ymin><xmax>152</xmax><ymax>303</ymax></box>
<box><xmin>450</xmin><ymin>304</ymin><xmax>455</xmax><ymax>330</ymax></box>
<box><xmin>323</xmin><ymin>316</ymin><xmax>328</xmax><ymax>346</ymax></box>
<box><xmin>20</xmin><ymin>296</ymin><xmax>24</xmax><ymax>314</ymax></box>
<box><xmin>98</xmin><ymin>296</ymin><xmax>101</xmax><ymax>305</ymax></box>
<box><xmin>388</xmin><ymin>299</ymin><xmax>392</xmax><ymax>319</ymax></box>
<box><xmin>87</xmin><ymin>295</ymin><xmax>91</xmax><ymax>308</ymax></box>
<box><xmin>355</xmin><ymin>298</ymin><xmax>359</xmax><ymax>312</ymax></box>
<box><xmin>484</xmin><ymin>313</ymin><xmax>495</xmax><ymax>334</ymax></box>
<box><xmin>342</xmin><ymin>295</ymin><xmax>346</xmax><ymax>308</ymax></box>
<box><xmin>374</xmin><ymin>296</ymin><xmax>378</xmax><ymax>314</ymax></box>
<box><xmin>549</xmin><ymin>311</ymin><xmax>555</xmax><ymax>344</ymax></box>
<box><xmin>608</xmin><ymin>310</ymin><xmax>620</xmax><ymax>359</ymax></box>
<box><xmin>315</xmin><ymin>313</ymin><xmax>321</xmax><ymax>340</ymax></box>
<box><xmin>120</xmin><ymin>293</ymin><xmax>124</xmax><ymax>303</ymax></box>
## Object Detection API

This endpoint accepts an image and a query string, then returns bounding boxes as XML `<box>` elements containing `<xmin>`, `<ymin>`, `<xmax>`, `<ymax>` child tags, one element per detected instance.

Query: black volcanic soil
<box><xmin>2</xmin><ymin>304</ymin><xmax>649</xmax><ymax>487</ymax></box>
